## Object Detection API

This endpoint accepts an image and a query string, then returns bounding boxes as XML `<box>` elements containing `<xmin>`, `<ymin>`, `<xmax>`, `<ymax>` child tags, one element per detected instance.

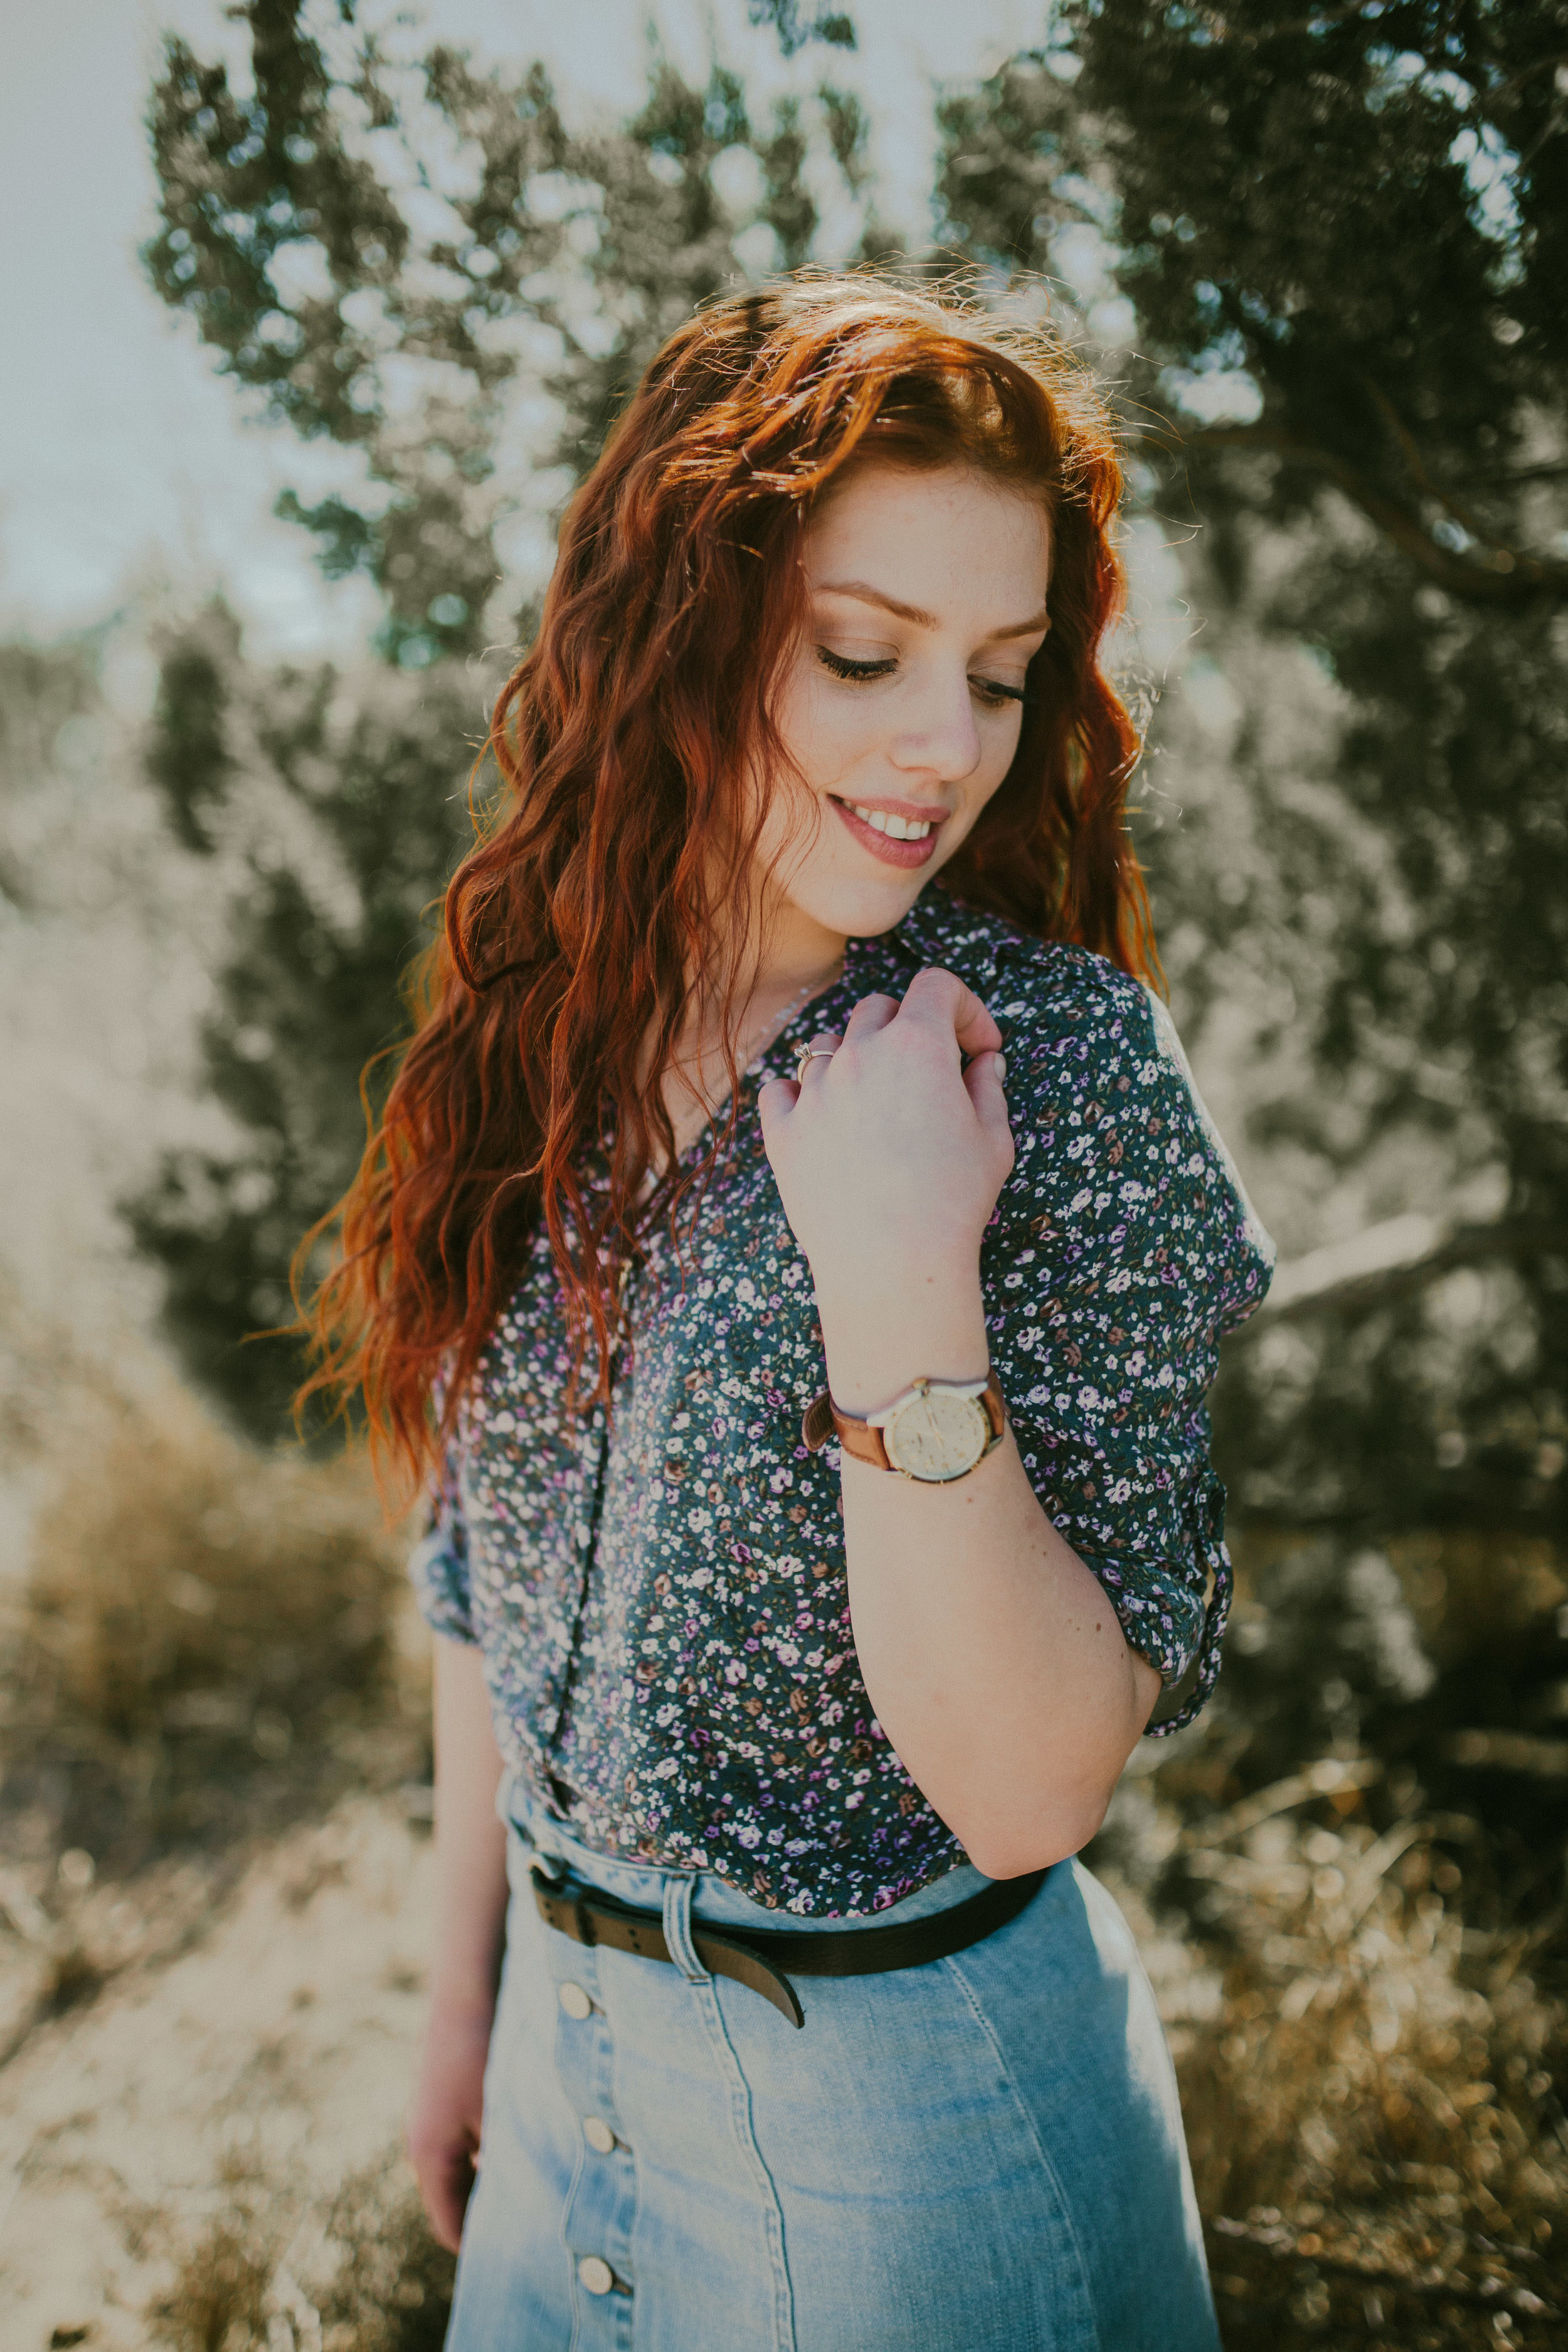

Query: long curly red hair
<box><xmin>296</xmin><ymin>272</ymin><xmax>1158</xmax><ymax>1490</ymax></box>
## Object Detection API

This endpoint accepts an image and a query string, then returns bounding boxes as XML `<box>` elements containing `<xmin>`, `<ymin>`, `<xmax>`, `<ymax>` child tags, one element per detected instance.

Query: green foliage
<box><xmin>940</xmin><ymin>5</ymin><xmax>1568</xmax><ymax>598</ymax></box>
<box><xmin>748</xmin><ymin>1</ymin><xmax>857</xmax><ymax>58</ymax></box>
<box><xmin>130</xmin><ymin>635</ymin><xmax>484</xmax><ymax>1434</ymax></box>
<box><xmin>145</xmin><ymin>601</ymin><xmax>241</xmax><ymax>852</ymax></box>
<box><xmin>143</xmin><ymin>4</ymin><xmax>874</xmax><ymax>670</ymax></box>
<box><xmin>0</xmin><ymin>639</ymin><xmax>100</xmax><ymax>909</ymax></box>
<box><xmin>937</xmin><ymin>4</ymin><xmax>1568</xmax><ymax>1557</ymax></box>
<box><xmin>134</xmin><ymin>2</ymin><xmax>877</xmax><ymax>1438</ymax></box>
<box><xmin>131</xmin><ymin>0</ymin><xmax>1564</xmax><ymax>1756</ymax></box>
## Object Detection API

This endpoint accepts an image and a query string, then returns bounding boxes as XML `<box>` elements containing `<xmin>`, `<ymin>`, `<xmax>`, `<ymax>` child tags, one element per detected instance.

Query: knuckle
<box><xmin>911</xmin><ymin>963</ymin><xmax>961</xmax><ymax>999</ymax></box>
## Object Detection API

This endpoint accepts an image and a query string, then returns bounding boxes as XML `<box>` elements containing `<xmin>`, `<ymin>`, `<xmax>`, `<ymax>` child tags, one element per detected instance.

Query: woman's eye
<box><xmin>816</xmin><ymin>647</ymin><xmax>898</xmax><ymax>683</ymax></box>
<box><xmin>815</xmin><ymin>646</ymin><xmax>1030</xmax><ymax>705</ymax></box>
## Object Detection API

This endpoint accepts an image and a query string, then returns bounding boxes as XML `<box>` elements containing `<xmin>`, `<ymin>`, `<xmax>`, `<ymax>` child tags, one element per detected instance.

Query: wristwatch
<box><xmin>802</xmin><ymin>1370</ymin><xmax>1007</xmax><ymax>1483</ymax></box>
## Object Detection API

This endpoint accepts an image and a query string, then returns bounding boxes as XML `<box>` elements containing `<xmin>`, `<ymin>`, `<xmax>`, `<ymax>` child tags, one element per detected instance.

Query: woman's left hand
<box><xmin>758</xmin><ymin>967</ymin><xmax>1014</xmax><ymax>1402</ymax></box>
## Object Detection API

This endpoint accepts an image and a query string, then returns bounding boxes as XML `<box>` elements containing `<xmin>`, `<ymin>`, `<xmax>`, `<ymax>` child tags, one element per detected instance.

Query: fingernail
<box><xmin>994</xmin><ymin>1052</ymin><xmax>1007</xmax><ymax>1084</ymax></box>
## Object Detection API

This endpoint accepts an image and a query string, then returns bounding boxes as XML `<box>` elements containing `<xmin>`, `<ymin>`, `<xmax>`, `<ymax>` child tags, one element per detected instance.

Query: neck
<box><xmin>741</xmin><ymin>881</ymin><xmax>849</xmax><ymax>1024</ymax></box>
<box><xmin>654</xmin><ymin>898</ymin><xmax>845</xmax><ymax>1169</ymax></box>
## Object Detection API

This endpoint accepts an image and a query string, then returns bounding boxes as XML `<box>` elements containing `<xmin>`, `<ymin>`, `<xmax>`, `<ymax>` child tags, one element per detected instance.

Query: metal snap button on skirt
<box><xmin>442</xmin><ymin>1837</ymin><xmax>1221</xmax><ymax>2352</ymax></box>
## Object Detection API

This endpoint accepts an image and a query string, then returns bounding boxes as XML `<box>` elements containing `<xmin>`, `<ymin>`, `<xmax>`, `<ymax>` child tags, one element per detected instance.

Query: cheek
<box><xmin>771</xmin><ymin>660</ymin><xmax>867</xmax><ymax>797</ymax></box>
<box><xmin>978</xmin><ymin>718</ymin><xmax>1025</xmax><ymax>798</ymax></box>
<box><xmin>748</xmin><ymin>671</ymin><xmax>834</xmax><ymax>876</ymax></box>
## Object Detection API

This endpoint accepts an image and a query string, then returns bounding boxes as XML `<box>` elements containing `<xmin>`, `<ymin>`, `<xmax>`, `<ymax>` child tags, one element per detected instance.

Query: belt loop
<box><xmin>661</xmin><ymin>1873</ymin><xmax>709</xmax><ymax>1984</ymax></box>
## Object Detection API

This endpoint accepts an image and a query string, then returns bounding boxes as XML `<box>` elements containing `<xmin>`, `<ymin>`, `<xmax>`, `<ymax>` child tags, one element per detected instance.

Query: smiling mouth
<box><xmin>829</xmin><ymin>797</ymin><xmax>944</xmax><ymax>866</ymax></box>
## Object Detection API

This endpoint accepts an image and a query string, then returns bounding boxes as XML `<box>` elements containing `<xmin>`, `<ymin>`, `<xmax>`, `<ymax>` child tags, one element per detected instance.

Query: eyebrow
<box><xmin>816</xmin><ymin>580</ymin><xmax>1051</xmax><ymax>639</ymax></box>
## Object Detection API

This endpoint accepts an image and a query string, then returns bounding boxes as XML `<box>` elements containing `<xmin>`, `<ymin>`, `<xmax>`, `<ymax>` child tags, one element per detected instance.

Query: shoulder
<box><xmin>898</xmin><ymin>886</ymin><xmax>1166</xmax><ymax>1077</ymax></box>
<box><xmin>913</xmin><ymin>901</ymin><xmax>1278</xmax><ymax>1322</ymax></box>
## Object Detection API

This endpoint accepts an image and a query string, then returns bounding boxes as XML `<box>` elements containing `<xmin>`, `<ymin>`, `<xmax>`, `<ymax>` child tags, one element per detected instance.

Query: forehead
<box><xmin>804</xmin><ymin>462</ymin><xmax>1052</xmax><ymax>602</ymax></box>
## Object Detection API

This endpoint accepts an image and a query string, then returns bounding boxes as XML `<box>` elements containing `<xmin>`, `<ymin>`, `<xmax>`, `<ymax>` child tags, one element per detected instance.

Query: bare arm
<box><xmin>834</xmin><ymin>1383</ymin><xmax>1161</xmax><ymax>1880</ymax></box>
<box><xmin>406</xmin><ymin>1636</ymin><xmax>510</xmax><ymax>2252</ymax></box>
<box><xmin>760</xmin><ymin>968</ymin><xmax>1162</xmax><ymax>1881</ymax></box>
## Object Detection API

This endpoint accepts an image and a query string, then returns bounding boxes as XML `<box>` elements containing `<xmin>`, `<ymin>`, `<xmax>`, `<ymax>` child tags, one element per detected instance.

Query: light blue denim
<box><xmin>445</xmin><ymin>1781</ymin><xmax>1219</xmax><ymax>2351</ymax></box>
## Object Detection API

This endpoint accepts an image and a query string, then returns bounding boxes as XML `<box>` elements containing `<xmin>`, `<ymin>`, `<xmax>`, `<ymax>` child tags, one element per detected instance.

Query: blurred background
<box><xmin>2</xmin><ymin>3</ymin><xmax>1565</xmax><ymax>2346</ymax></box>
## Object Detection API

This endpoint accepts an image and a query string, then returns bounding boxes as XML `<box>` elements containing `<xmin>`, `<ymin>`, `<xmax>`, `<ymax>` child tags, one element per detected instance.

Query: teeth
<box><xmin>850</xmin><ymin>803</ymin><xmax>931</xmax><ymax>841</ymax></box>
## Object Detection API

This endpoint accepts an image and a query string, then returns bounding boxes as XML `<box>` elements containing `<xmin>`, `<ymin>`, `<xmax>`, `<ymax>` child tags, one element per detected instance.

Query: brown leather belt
<box><xmin>531</xmin><ymin>1861</ymin><xmax>1047</xmax><ymax>2028</ymax></box>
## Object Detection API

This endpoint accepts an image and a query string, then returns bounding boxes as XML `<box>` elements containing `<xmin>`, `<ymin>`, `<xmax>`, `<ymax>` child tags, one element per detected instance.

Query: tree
<box><xmin>129</xmin><ymin>640</ymin><xmax>485</xmax><ymax>1434</ymax></box>
<box><xmin>142</xmin><ymin>0</ymin><xmax>875</xmax><ymax>667</ymax></box>
<box><xmin>938</xmin><ymin>4</ymin><xmax>1568</xmax><ymax>1560</ymax></box>
<box><xmin>132</xmin><ymin>0</ymin><xmax>879</xmax><ymax>1438</ymax></box>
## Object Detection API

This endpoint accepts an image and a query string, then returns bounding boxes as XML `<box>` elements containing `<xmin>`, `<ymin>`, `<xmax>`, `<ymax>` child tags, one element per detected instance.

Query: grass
<box><xmin>1088</xmin><ymin>1514</ymin><xmax>1568</xmax><ymax>2349</ymax></box>
<box><xmin>150</xmin><ymin>2213</ymin><xmax>274</xmax><ymax>2352</ymax></box>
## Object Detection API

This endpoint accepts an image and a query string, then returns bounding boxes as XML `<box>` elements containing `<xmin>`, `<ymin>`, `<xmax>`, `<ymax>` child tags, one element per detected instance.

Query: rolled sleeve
<box><xmin>986</xmin><ymin>951</ymin><xmax>1273</xmax><ymax>1732</ymax></box>
<box><xmin>408</xmin><ymin>1449</ymin><xmax>477</xmax><ymax>1645</ymax></box>
<box><xmin>1006</xmin><ymin>1402</ymin><xmax>1231</xmax><ymax>1727</ymax></box>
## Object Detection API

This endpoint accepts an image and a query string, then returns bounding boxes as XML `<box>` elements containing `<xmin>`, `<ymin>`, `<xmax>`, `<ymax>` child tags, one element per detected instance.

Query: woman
<box><xmin>302</xmin><ymin>273</ymin><xmax>1273</xmax><ymax>2349</ymax></box>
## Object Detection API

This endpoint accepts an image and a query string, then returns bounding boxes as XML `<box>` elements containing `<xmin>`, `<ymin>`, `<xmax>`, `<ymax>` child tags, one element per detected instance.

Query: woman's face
<box><xmin>755</xmin><ymin>460</ymin><xmax>1052</xmax><ymax>948</ymax></box>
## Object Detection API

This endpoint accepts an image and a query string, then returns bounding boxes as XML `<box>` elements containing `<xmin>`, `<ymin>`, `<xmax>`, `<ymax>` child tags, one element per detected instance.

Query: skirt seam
<box><xmin>942</xmin><ymin>1948</ymin><xmax>1104</xmax><ymax>2352</ymax></box>
<box><xmin>558</xmin><ymin>2119</ymin><xmax>590</xmax><ymax>2352</ymax></box>
<box><xmin>695</xmin><ymin>1978</ymin><xmax>798</xmax><ymax>2352</ymax></box>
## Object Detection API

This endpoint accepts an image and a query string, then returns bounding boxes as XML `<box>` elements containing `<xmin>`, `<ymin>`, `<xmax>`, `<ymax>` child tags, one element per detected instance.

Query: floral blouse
<box><xmin>410</xmin><ymin>886</ymin><xmax>1274</xmax><ymax>1917</ymax></box>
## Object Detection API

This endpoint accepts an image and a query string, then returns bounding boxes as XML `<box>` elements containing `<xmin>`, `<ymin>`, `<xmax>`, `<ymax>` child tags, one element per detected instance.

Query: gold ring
<box><xmin>794</xmin><ymin>1044</ymin><xmax>836</xmax><ymax>1084</ymax></box>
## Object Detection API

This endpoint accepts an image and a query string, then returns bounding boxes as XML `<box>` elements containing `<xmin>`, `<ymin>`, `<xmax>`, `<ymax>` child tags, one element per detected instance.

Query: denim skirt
<box><xmin>446</xmin><ymin>1789</ymin><xmax>1218</xmax><ymax>2352</ymax></box>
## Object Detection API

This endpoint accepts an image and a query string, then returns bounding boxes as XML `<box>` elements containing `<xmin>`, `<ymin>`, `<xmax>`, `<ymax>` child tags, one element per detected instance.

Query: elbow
<box><xmin>955</xmin><ymin>1783</ymin><xmax>1115</xmax><ymax>1885</ymax></box>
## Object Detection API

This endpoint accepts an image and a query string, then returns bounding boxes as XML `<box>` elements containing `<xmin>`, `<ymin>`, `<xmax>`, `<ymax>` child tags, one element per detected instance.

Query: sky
<box><xmin>0</xmin><ymin>0</ymin><xmax>1042</xmax><ymax>659</ymax></box>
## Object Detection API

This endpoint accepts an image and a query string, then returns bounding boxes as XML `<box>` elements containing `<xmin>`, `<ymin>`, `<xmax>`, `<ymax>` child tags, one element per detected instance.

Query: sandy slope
<box><xmin>0</xmin><ymin>1796</ymin><xmax>434</xmax><ymax>2351</ymax></box>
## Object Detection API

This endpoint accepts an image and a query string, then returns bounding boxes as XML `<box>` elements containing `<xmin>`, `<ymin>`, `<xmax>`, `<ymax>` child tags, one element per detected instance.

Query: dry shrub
<box><xmin>1389</xmin><ymin>1529</ymin><xmax>1568</xmax><ymax>1671</ymax></box>
<box><xmin>1114</xmin><ymin>1758</ymin><xmax>1568</xmax><ymax>2348</ymax></box>
<box><xmin>146</xmin><ymin>2154</ymin><xmax>453</xmax><ymax>2352</ymax></box>
<box><xmin>26</xmin><ymin>1394</ymin><xmax>403</xmax><ymax>1742</ymax></box>
<box><xmin>0</xmin><ymin>1352</ymin><xmax>427</xmax><ymax>1903</ymax></box>
<box><xmin>318</xmin><ymin>2156</ymin><xmax>456</xmax><ymax>2352</ymax></box>
<box><xmin>149</xmin><ymin>2212</ymin><xmax>275</xmax><ymax>2352</ymax></box>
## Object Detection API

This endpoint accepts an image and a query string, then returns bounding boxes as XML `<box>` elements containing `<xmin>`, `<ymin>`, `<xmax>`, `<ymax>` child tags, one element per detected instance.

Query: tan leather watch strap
<box><xmin>802</xmin><ymin>1394</ymin><xmax>892</xmax><ymax>1469</ymax></box>
<box><xmin>801</xmin><ymin>1370</ymin><xmax>1007</xmax><ymax>1471</ymax></box>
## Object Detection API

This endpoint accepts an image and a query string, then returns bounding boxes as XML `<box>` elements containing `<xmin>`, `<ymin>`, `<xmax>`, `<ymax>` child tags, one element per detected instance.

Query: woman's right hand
<box><xmin>406</xmin><ymin>1993</ymin><xmax>495</xmax><ymax>2252</ymax></box>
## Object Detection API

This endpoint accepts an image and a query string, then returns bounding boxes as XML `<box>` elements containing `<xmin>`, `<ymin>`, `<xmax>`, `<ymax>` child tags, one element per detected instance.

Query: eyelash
<box><xmin>816</xmin><ymin>647</ymin><xmax>1031</xmax><ymax>707</ymax></box>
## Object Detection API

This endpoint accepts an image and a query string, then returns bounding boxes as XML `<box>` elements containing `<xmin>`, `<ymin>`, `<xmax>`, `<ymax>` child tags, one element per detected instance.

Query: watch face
<box><xmin>883</xmin><ymin>1389</ymin><xmax>990</xmax><ymax>1481</ymax></box>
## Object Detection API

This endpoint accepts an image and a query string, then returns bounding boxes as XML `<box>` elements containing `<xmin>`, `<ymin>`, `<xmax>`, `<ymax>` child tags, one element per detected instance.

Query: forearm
<box><xmin>429</xmin><ymin>1635</ymin><xmax>511</xmax><ymax>2018</ymax></box>
<box><xmin>761</xmin><ymin>968</ymin><xmax>1162</xmax><ymax>1875</ymax></box>
<box><xmin>820</xmin><ymin>1274</ymin><xmax>1161</xmax><ymax>1879</ymax></box>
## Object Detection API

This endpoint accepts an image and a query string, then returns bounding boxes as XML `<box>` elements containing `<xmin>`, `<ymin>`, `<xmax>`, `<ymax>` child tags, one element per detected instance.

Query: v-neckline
<box><xmin>634</xmin><ymin>896</ymin><xmax>934</xmax><ymax>1193</ymax></box>
<box><xmin>649</xmin><ymin>961</ymin><xmax>857</xmax><ymax>1185</ymax></box>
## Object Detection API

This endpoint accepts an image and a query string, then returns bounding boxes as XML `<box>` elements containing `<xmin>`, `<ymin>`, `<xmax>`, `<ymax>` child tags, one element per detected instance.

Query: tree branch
<box><xmin>1476</xmin><ymin>457</ymin><xmax>1568</xmax><ymax>487</ymax></box>
<box><xmin>1259</xmin><ymin>1214</ymin><xmax>1568</xmax><ymax>1323</ymax></box>
<box><xmin>1211</xmin><ymin>2215</ymin><xmax>1559</xmax><ymax>2320</ymax></box>
<box><xmin>1155</xmin><ymin>421</ymin><xmax>1568</xmax><ymax>605</ymax></box>
<box><xmin>1362</xmin><ymin>379</ymin><xmax>1520</xmax><ymax>557</ymax></box>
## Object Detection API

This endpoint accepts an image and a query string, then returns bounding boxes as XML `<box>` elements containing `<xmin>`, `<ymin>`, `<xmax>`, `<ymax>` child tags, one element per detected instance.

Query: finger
<box><xmin>898</xmin><ymin>965</ymin><xmax>1004</xmax><ymax>1059</ymax></box>
<box><xmin>795</xmin><ymin>1027</ymin><xmax>844</xmax><ymax>1080</ymax></box>
<box><xmin>756</xmin><ymin>1072</ymin><xmax>798</xmax><ymax>1148</ymax></box>
<box><xmin>840</xmin><ymin>992</ymin><xmax>900</xmax><ymax>1042</ymax></box>
<box><xmin>962</xmin><ymin>1047</ymin><xmax>1015</xmax><ymax>1150</ymax></box>
<box><xmin>414</xmin><ymin>2148</ymin><xmax>474</xmax><ymax>2254</ymax></box>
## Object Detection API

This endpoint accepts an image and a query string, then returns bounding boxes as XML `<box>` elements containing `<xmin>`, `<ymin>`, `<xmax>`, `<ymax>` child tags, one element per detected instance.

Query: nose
<box><xmin>888</xmin><ymin>661</ymin><xmax>983</xmax><ymax>785</ymax></box>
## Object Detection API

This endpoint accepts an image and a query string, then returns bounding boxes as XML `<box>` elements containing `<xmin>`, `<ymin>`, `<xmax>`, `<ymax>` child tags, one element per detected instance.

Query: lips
<box><xmin>829</xmin><ymin>796</ymin><xmax>945</xmax><ymax>869</ymax></box>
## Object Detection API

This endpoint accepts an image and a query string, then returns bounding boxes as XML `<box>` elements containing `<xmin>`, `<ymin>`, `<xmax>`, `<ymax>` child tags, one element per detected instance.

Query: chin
<box><xmin>791</xmin><ymin>866</ymin><xmax>943</xmax><ymax>940</ymax></box>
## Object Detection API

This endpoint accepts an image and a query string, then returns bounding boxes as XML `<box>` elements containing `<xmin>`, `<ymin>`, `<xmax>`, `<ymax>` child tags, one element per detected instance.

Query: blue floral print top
<box><xmin>411</xmin><ymin>886</ymin><xmax>1274</xmax><ymax>1917</ymax></box>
